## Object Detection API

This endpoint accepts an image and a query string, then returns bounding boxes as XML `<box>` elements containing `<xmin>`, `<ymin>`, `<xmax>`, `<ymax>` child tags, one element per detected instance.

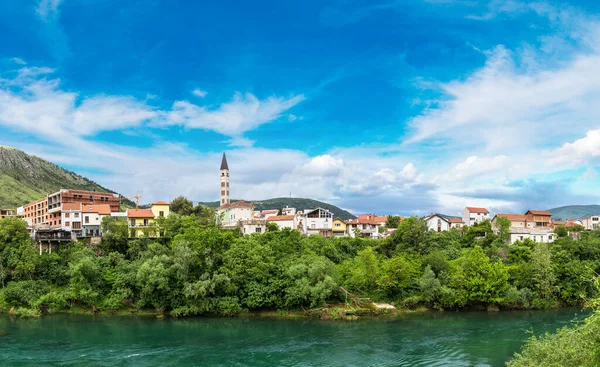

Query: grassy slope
<box><xmin>0</xmin><ymin>147</ymin><xmax>131</xmax><ymax>208</ymax></box>
<box><xmin>548</xmin><ymin>205</ymin><xmax>600</xmax><ymax>220</ymax></box>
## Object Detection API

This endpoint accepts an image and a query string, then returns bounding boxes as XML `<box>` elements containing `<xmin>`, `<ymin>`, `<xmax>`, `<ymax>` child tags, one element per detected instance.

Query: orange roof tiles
<box><xmin>449</xmin><ymin>218</ymin><xmax>464</xmax><ymax>223</ymax></box>
<box><xmin>495</xmin><ymin>214</ymin><xmax>529</xmax><ymax>221</ymax></box>
<box><xmin>62</xmin><ymin>203</ymin><xmax>81</xmax><ymax>211</ymax></box>
<box><xmin>82</xmin><ymin>204</ymin><xmax>112</xmax><ymax>215</ymax></box>
<box><xmin>525</xmin><ymin>210</ymin><xmax>552</xmax><ymax>216</ymax></box>
<box><xmin>152</xmin><ymin>201</ymin><xmax>170</xmax><ymax>205</ymax></box>
<box><xmin>267</xmin><ymin>215</ymin><xmax>295</xmax><ymax>221</ymax></box>
<box><xmin>219</xmin><ymin>201</ymin><xmax>254</xmax><ymax>209</ymax></box>
<box><xmin>127</xmin><ymin>209</ymin><xmax>155</xmax><ymax>218</ymax></box>
<box><xmin>261</xmin><ymin>210</ymin><xmax>279</xmax><ymax>214</ymax></box>
<box><xmin>466</xmin><ymin>207</ymin><xmax>489</xmax><ymax>214</ymax></box>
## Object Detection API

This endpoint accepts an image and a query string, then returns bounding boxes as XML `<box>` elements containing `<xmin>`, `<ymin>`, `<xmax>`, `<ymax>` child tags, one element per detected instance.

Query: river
<box><xmin>0</xmin><ymin>309</ymin><xmax>590</xmax><ymax>367</ymax></box>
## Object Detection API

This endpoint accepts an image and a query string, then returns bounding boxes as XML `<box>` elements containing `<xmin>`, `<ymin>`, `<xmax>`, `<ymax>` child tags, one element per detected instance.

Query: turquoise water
<box><xmin>0</xmin><ymin>309</ymin><xmax>590</xmax><ymax>367</ymax></box>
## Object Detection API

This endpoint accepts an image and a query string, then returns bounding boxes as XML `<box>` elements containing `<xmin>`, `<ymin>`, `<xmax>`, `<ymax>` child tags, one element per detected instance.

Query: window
<box><xmin>144</xmin><ymin>219</ymin><xmax>149</xmax><ymax>226</ymax></box>
<box><xmin>130</xmin><ymin>219</ymin><xmax>136</xmax><ymax>227</ymax></box>
<box><xmin>519</xmin><ymin>236</ymin><xmax>524</xmax><ymax>241</ymax></box>
<box><xmin>533</xmin><ymin>236</ymin><xmax>537</xmax><ymax>242</ymax></box>
<box><xmin>221</xmin><ymin>190</ymin><xmax>225</xmax><ymax>195</ymax></box>
<box><xmin>85</xmin><ymin>216</ymin><xmax>89</xmax><ymax>224</ymax></box>
<box><xmin>66</xmin><ymin>222</ymin><xmax>70</xmax><ymax>227</ymax></box>
<box><xmin>159</xmin><ymin>211</ymin><xmax>164</xmax><ymax>217</ymax></box>
<box><xmin>255</xmin><ymin>227</ymin><xmax>262</xmax><ymax>233</ymax></box>
<box><xmin>74</xmin><ymin>213</ymin><xmax>79</xmax><ymax>218</ymax></box>
<box><xmin>221</xmin><ymin>182</ymin><xmax>225</xmax><ymax>187</ymax></box>
<box><xmin>65</xmin><ymin>213</ymin><xmax>70</xmax><ymax>218</ymax></box>
<box><xmin>335</xmin><ymin>223</ymin><xmax>341</xmax><ymax>227</ymax></box>
<box><xmin>227</xmin><ymin>191</ymin><xmax>229</xmax><ymax>195</ymax></box>
<box><xmin>593</xmin><ymin>217</ymin><xmax>599</xmax><ymax>222</ymax></box>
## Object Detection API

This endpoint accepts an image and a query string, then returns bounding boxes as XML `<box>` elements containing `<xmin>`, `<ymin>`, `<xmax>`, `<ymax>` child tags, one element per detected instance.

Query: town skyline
<box><xmin>1</xmin><ymin>0</ymin><xmax>600</xmax><ymax>215</ymax></box>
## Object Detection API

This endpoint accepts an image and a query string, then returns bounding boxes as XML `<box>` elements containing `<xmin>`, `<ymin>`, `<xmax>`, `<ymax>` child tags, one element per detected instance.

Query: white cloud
<box><xmin>297</xmin><ymin>155</ymin><xmax>344</xmax><ymax>177</ymax></box>
<box><xmin>162</xmin><ymin>92</ymin><xmax>305</xmax><ymax>136</ymax></box>
<box><xmin>547</xmin><ymin>129</ymin><xmax>600</xmax><ymax>166</ymax></box>
<box><xmin>36</xmin><ymin>0</ymin><xmax>63</xmax><ymax>21</ymax></box>
<box><xmin>0</xmin><ymin>66</ymin><xmax>303</xmax><ymax>143</ymax></box>
<box><xmin>11</xmin><ymin>58</ymin><xmax>27</xmax><ymax>65</ymax></box>
<box><xmin>192</xmin><ymin>88</ymin><xmax>207</xmax><ymax>98</ymax></box>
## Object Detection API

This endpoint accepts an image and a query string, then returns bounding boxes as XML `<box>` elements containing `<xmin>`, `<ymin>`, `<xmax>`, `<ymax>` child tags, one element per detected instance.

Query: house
<box><xmin>581</xmin><ymin>215</ymin><xmax>600</xmax><ymax>230</ymax></box>
<box><xmin>491</xmin><ymin>214</ymin><xmax>535</xmax><ymax>229</ymax></box>
<box><xmin>425</xmin><ymin>214</ymin><xmax>460</xmax><ymax>232</ymax></box>
<box><xmin>81</xmin><ymin>204</ymin><xmax>112</xmax><ymax>237</ymax></box>
<box><xmin>524</xmin><ymin>210</ymin><xmax>552</xmax><ymax>227</ymax></box>
<box><xmin>282</xmin><ymin>207</ymin><xmax>296</xmax><ymax>216</ymax></box>
<box><xmin>217</xmin><ymin>201</ymin><xmax>254</xmax><ymax>228</ymax></box>
<box><xmin>266</xmin><ymin>214</ymin><xmax>297</xmax><ymax>230</ymax></box>
<box><xmin>127</xmin><ymin>209</ymin><xmax>156</xmax><ymax>237</ymax></box>
<box><xmin>0</xmin><ymin>209</ymin><xmax>16</xmax><ymax>219</ymax></box>
<box><xmin>332</xmin><ymin>218</ymin><xmax>347</xmax><ymax>237</ymax></box>
<box><xmin>508</xmin><ymin>228</ymin><xmax>556</xmax><ymax>244</ymax></box>
<box><xmin>239</xmin><ymin>219</ymin><xmax>267</xmax><ymax>235</ymax></box>
<box><xmin>151</xmin><ymin>201</ymin><xmax>170</xmax><ymax>218</ymax></box>
<box><xmin>61</xmin><ymin>203</ymin><xmax>83</xmax><ymax>238</ymax></box>
<box><xmin>462</xmin><ymin>207</ymin><xmax>490</xmax><ymax>226</ymax></box>
<box><xmin>302</xmin><ymin>207</ymin><xmax>334</xmax><ymax>237</ymax></box>
<box><xmin>260</xmin><ymin>209</ymin><xmax>279</xmax><ymax>220</ymax></box>
<box><xmin>346</xmin><ymin>215</ymin><xmax>380</xmax><ymax>238</ymax></box>
<box><xmin>449</xmin><ymin>217</ymin><xmax>465</xmax><ymax>229</ymax></box>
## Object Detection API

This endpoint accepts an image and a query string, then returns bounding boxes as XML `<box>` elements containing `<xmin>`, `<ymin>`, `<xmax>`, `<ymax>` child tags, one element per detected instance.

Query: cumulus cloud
<box><xmin>192</xmin><ymin>88</ymin><xmax>207</xmax><ymax>97</ymax></box>
<box><xmin>0</xmin><ymin>66</ymin><xmax>303</xmax><ymax>143</ymax></box>
<box><xmin>547</xmin><ymin>129</ymin><xmax>600</xmax><ymax>166</ymax></box>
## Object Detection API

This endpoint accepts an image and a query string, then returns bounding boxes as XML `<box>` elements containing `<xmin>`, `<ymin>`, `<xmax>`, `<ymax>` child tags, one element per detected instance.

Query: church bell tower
<box><xmin>220</xmin><ymin>153</ymin><xmax>230</xmax><ymax>205</ymax></box>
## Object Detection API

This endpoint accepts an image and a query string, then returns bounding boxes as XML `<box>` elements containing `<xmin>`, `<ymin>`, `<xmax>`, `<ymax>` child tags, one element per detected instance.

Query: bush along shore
<box><xmin>0</xmin><ymin>215</ymin><xmax>599</xmax><ymax>319</ymax></box>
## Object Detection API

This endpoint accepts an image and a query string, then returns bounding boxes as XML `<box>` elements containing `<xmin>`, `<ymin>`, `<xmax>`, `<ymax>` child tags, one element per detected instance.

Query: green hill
<box><xmin>0</xmin><ymin>146</ymin><xmax>130</xmax><ymax>209</ymax></box>
<box><xmin>548</xmin><ymin>205</ymin><xmax>600</xmax><ymax>220</ymax></box>
<box><xmin>200</xmin><ymin>197</ymin><xmax>356</xmax><ymax>220</ymax></box>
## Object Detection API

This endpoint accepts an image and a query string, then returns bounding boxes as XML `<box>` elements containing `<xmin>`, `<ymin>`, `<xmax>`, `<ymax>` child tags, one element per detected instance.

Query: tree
<box><xmin>100</xmin><ymin>216</ymin><xmax>129</xmax><ymax>254</ymax></box>
<box><xmin>495</xmin><ymin>216</ymin><xmax>511</xmax><ymax>243</ymax></box>
<box><xmin>391</xmin><ymin>216</ymin><xmax>430</xmax><ymax>253</ymax></box>
<box><xmin>170</xmin><ymin>196</ymin><xmax>194</xmax><ymax>216</ymax></box>
<box><xmin>266</xmin><ymin>222</ymin><xmax>279</xmax><ymax>232</ymax></box>
<box><xmin>530</xmin><ymin>243</ymin><xmax>556</xmax><ymax>306</ymax></box>
<box><xmin>385</xmin><ymin>216</ymin><xmax>402</xmax><ymax>229</ymax></box>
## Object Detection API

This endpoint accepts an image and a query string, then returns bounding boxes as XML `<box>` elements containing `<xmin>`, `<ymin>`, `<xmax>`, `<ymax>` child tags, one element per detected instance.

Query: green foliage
<box><xmin>385</xmin><ymin>216</ymin><xmax>402</xmax><ymax>229</ymax></box>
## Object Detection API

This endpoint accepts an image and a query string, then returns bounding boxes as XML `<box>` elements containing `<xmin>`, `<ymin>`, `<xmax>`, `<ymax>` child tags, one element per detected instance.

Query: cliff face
<box><xmin>0</xmin><ymin>146</ymin><xmax>119</xmax><ymax>208</ymax></box>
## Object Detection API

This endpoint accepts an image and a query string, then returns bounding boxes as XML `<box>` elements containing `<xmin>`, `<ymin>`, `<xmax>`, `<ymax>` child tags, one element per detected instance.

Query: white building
<box><xmin>449</xmin><ymin>217</ymin><xmax>465</xmax><ymax>229</ymax></box>
<box><xmin>509</xmin><ymin>228</ymin><xmax>556</xmax><ymax>244</ymax></box>
<box><xmin>239</xmin><ymin>219</ymin><xmax>267</xmax><ymax>235</ymax></box>
<box><xmin>426</xmin><ymin>214</ymin><xmax>454</xmax><ymax>232</ymax></box>
<box><xmin>61</xmin><ymin>203</ymin><xmax>83</xmax><ymax>238</ymax></box>
<box><xmin>346</xmin><ymin>215</ymin><xmax>380</xmax><ymax>238</ymax></box>
<box><xmin>260</xmin><ymin>209</ymin><xmax>279</xmax><ymax>220</ymax></box>
<box><xmin>282</xmin><ymin>207</ymin><xmax>296</xmax><ymax>216</ymax></box>
<box><xmin>81</xmin><ymin>204</ymin><xmax>112</xmax><ymax>237</ymax></box>
<box><xmin>220</xmin><ymin>153</ymin><xmax>230</xmax><ymax>206</ymax></box>
<box><xmin>302</xmin><ymin>207</ymin><xmax>334</xmax><ymax>236</ymax></box>
<box><xmin>217</xmin><ymin>201</ymin><xmax>254</xmax><ymax>228</ymax></box>
<box><xmin>266</xmin><ymin>214</ymin><xmax>298</xmax><ymax>230</ymax></box>
<box><xmin>581</xmin><ymin>215</ymin><xmax>600</xmax><ymax>230</ymax></box>
<box><xmin>462</xmin><ymin>207</ymin><xmax>490</xmax><ymax>226</ymax></box>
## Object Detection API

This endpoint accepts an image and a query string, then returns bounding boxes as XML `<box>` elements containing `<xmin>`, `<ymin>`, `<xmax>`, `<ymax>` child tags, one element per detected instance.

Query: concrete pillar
<box><xmin>39</xmin><ymin>242</ymin><xmax>42</xmax><ymax>255</ymax></box>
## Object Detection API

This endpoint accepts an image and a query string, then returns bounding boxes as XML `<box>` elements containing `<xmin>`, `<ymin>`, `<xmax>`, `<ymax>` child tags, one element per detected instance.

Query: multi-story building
<box><xmin>81</xmin><ymin>204</ymin><xmax>112</xmax><ymax>237</ymax></box>
<box><xmin>346</xmin><ymin>214</ymin><xmax>380</xmax><ymax>238</ymax></box>
<box><xmin>332</xmin><ymin>218</ymin><xmax>347</xmax><ymax>237</ymax></box>
<box><xmin>266</xmin><ymin>214</ymin><xmax>298</xmax><ymax>230</ymax></box>
<box><xmin>219</xmin><ymin>153</ymin><xmax>230</xmax><ymax>206</ymax></box>
<box><xmin>302</xmin><ymin>207</ymin><xmax>334</xmax><ymax>237</ymax></box>
<box><xmin>23</xmin><ymin>189</ymin><xmax>119</xmax><ymax>229</ymax></box>
<box><xmin>61</xmin><ymin>203</ymin><xmax>83</xmax><ymax>238</ymax></box>
<box><xmin>524</xmin><ymin>210</ymin><xmax>552</xmax><ymax>227</ymax></box>
<box><xmin>581</xmin><ymin>215</ymin><xmax>600</xmax><ymax>230</ymax></box>
<box><xmin>462</xmin><ymin>207</ymin><xmax>490</xmax><ymax>226</ymax></box>
<box><xmin>239</xmin><ymin>219</ymin><xmax>267</xmax><ymax>235</ymax></box>
<box><xmin>491</xmin><ymin>210</ymin><xmax>555</xmax><ymax>244</ymax></box>
<box><xmin>217</xmin><ymin>201</ymin><xmax>254</xmax><ymax>227</ymax></box>
<box><xmin>0</xmin><ymin>209</ymin><xmax>16</xmax><ymax>219</ymax></box>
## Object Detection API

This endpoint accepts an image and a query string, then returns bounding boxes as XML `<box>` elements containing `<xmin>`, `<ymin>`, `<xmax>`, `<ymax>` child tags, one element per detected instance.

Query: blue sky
<box><xmin>1</xmin><ymin>0</ymin><xmax>600</xmax><ymax>215</ymax></box>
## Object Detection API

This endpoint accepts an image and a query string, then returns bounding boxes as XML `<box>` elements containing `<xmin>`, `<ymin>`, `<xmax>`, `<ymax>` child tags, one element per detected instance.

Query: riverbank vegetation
<box><xmin>0</xmin><ymin>214</ymin><xmax>599</xmax><ymax>318</ymax></box>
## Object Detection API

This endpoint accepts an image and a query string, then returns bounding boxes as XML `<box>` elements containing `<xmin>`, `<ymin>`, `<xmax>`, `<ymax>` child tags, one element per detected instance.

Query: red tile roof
<box><xmin>127</xmin><ymin>209</ymin><xmax>155</xmax><ymax>218</ymax></box>
<box><xmin>525</xmin><ymin>210</ymin><xmax>552</xmax><ymax>216</ymax></box>
<box><xmin>495</xmin><ymin>214</ymin><xmax>529</xmax><ymax>221</ymax></box>
<box><xmin>346</xmin><ymin>218</ymin><xmax>378</xmax><ymax>225</ymax></box>
<box><xmin>219</xmin><ymin>201</ymin><xmax>254</xmax><ymax>210</ymax></box>
<box><xmin>82</xmin><ymin>204</ymin><xmax>112</xmax><ymax>215</ymax></box>
<box><xmin>449</xmin><ymin>218</ymin><xmax>464</xmax><ymax>223</ymax></box>
<box><xmin>152</xmin><ymin>201</ymin><xmax>169</xmax><ymax>205</ymax></box>
<box><xmin>261</xmin><ymin>210</ymin><xmax>279</xmax><ymax>215</ymax></box>
<box><xmin>374</xmin><ymin>216</ymin><xmax>388</xmax><ymax>223</ymax></box>
<box><xmin>62</xmin><ymin>203</ymin><xmax>81</xmax><ymax>211</ymax></box>
<box><xmin>466</xmin><ymin>207</ymin><xmax>489</xmax><ymax>214</ymax></box>
<box><xmin>266</xmin><ymin>215</ymin><xmax>295</xmax><ymax>221</ymax></box>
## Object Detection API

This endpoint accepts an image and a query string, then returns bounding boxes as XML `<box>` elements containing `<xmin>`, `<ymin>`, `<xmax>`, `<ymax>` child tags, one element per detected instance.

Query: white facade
<box><xmin>426</xmin><ymin>214</ymin><xmax>451</xmax><ymax>232</ymax></box>
<box><xmin>302</xmin><ymin>208</ymin><xmax>333</xmax><ymax>236</ymax></box>
<box><xmin>260</xmin><ymin>210</ymin><xmax>279</xmax><ymax>220</ymax></box>
<box><xmin>82</xmin><ymin>212</ymin><xmax>102</xmax><ymax>237</ymax></box>
<box><xmin>61</xmin><ymin>208</ymin><xmax>82</xmax><ymax>237</ymax></box>
<box><xmin>240</xmin><ymin>219</ymin><xmax>266</xmax><ymax>235</ymax></box>
<box><xmin>220</xmin><ymin>153</ymin><xmax>230</xmax><ymax>206</ymax></box>
<box><xmin>346</xmin><ymin>221</ymin><xmax>380</xmax><ymax>238</ymax></box>
<box><xmin>462</xmin><ymin>207</ymin><xmax>490</xmax><ymax>226</ymax></box>
<box><xmin>217</xmin><ymin>202</ymin><xmax>254</xmax><ymax>227</ymax></box>
<box><xmin>581</xmin><ymin>215</ymin><xmax>600</xmax><ymax>230</ymax></box>
<box><xmin>267</xmin><ymin>215</ymin><xmax>297</xmax><ymax>230</ymax></box>
<box><xmin>509</xmin><ymin>229</ymin><xmax>556</xmax><ymax>244</ymax></box>
<box><xmin>282</xmin><ymin>207</ymin><xmax>296</xmax><ymax>216</ymax></box>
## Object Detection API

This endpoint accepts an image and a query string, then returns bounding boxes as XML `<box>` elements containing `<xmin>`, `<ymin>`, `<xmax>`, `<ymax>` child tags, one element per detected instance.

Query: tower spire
<box><xmin>219</xmin><ymin>152</ymin><xmax>230</xmax><ymax>206</ymax></box>
<box><xmin>220</xmin><ymin>152</ymin><xmax>229</xmax><ymax>170</ymax></box>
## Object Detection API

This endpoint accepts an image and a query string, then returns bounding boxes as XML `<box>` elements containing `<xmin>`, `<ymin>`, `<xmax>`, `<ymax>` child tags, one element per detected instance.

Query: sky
<box><xmin>1</xmin><ymin>0</ymin><xmax>600</xmax><ymax>216</ymax></box>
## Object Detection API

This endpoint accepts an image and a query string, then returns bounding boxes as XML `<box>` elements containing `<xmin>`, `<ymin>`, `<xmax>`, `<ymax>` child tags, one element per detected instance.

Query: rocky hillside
<box><xmin>200</xmin><ymin>197</ymin><xmax>356</xmax><ymax>220</ymax></box>
<box><xmin>0</xmin><ymin>146</ymin><xmax>124</xmax><ymax>208</ymax></box>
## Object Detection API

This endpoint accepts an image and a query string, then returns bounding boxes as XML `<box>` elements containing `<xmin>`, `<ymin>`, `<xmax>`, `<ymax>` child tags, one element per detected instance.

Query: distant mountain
<box><xmin>548</xmin><ymin>205</ymin><xmax>600</xmax><ymax>220</ymax></box>
<box><xmin>0</xmin><ymin>146</ymin><xmax>132</xmax><ymax>209</ymax></box>
<box><xmin>200</xmin><ymin>197</ymin><xmax>356</xmax><ymax>220</ymax></box>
